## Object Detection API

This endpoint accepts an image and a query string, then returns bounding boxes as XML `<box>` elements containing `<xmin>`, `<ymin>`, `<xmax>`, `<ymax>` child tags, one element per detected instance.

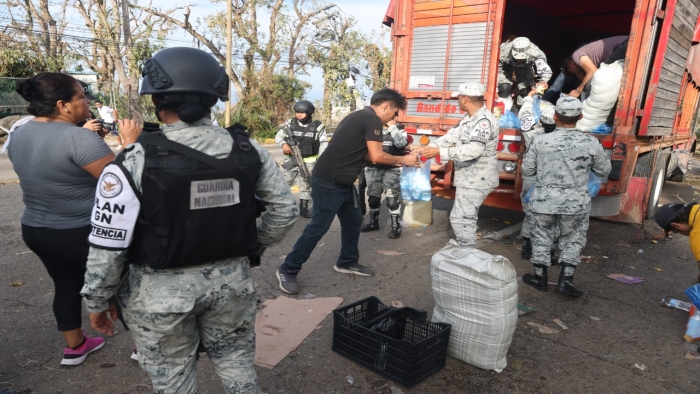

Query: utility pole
<box><xmin>121</xmin><ymin>0</ymin><xmax>133</xmax><ymax>118</ymax></box>
<box><xmin>225</xmin><ymin>0</ymin><xmax>233</xmax><ymax>127</ymax></box>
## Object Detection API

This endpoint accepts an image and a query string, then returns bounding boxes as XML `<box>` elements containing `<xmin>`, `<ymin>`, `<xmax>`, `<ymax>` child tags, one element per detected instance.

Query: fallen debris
<box><xmin>590</xmin><ymin>316</ymin><xmax>601</xmax><ymax>321</ymax></box>
<box><xmin>504</xmin><ymin>220</ymin><xmax>512</xmax><ymax>225</ymax></box>
<box><xmin>654</xmin><ymin>268</ymin><xmax>662</xmax><ymax>272</ymax></box>
<box><xmin>10</xmin><ymin>281</ymin><xmax>23</xmax><ymax>287</ymax></box>
<box><xmin>304</xmin><ymin>294</ymin><xmax>316</xmax><ymax>299</ymax></box>
<box><xmin>415</xmin><ymin>233</ymin><xmax>423</xmax><ymax>237</ymax></box>
<box><xmin>99</xmin><ymin>363</ymin><xmax>116</xmax><ymax>368</ymax></box>
<box><xmin>346</xmin><ymin>375</ymin><xmax>354</xmax><ymax>385</ymax></box>
<box><xmin>633</xmin><ymin>363</ymin><xmax>647</xmax><ymax>371</ymax></box>
<box><xmin>510</xmin><ymin>359</ymin><xmax>523</xmax><ymax>371</ymax></box>
<box><xmin>517</xmin><ymin>303</ymin><xmax>537</xmax><ymax>316</ymax></box>
<box><xmin>638</xmin><ymin>249</ymin><xmax>645</xmax><ymax>254</ymax></box>
<box><xmin>651</xmin><ymin>240</ymin><xmax>658</xmax><ymax>244</ymax></box>
<box><xmin>15</xmin><ymin>251</ymin><xmax>33</xmax><ymax>255</ymax></box>
<box><xmin>390</xmin><ymin>386</ymin><xmax>404</xmax><ymax>394</ymax></box>
<box><xmin>527</xmin><ymin>322</ymin><xmax>559</xmax><ymax>335</ymax></box>
<box><xmin>685</xmin><ymin>352</ymin><xmax>698</xmax><ymax>361</ymax></box>
<box><xmin>377</xmin><ymin>250</ymin><xmax>405</xmax><ymax>256</ymax></box>
<box><xmin>607</xmin><ymin>274</ymin><xmax>645</xmax><ymax>284</ymax></box>
<box><xmin>553</xmin><ymin>319</ymin><xmax>569</xmax><ymax>330</ymax></box>
<box><xmin>390</xmin><ymin>300</ymin><xmax>404</xmax><ymax>308</ymax></box>
<box><xmin>255</xmin><ymin>296</ymin><xmax>343</xmax><ymax>369</ymax></box>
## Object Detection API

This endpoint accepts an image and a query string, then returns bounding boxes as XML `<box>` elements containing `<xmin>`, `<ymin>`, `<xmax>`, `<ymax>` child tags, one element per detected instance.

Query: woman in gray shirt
<box><xmin>8</xmin><ymin>73</ymin><xmax>140</xmax><ymax>366</ymax></box>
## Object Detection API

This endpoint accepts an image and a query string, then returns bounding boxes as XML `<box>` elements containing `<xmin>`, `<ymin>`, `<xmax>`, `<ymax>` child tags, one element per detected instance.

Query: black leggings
<box><xmin>22</xmin><ymin>225</ymin><xmax>91</xmax><ymax>332</ymax></box>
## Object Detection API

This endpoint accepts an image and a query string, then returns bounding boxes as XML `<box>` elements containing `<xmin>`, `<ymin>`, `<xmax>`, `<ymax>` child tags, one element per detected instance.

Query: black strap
<box><xmin>139</xmin><ymin>132</ymin><xmax>234</xmax><ymax>173</ymax></box>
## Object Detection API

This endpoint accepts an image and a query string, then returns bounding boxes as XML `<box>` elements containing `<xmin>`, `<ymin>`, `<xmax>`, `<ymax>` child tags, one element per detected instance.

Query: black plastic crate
<box><xmin>332</xmin><ymin>296</ymin><xmax>451</xmax><ymax>387</ymax></box>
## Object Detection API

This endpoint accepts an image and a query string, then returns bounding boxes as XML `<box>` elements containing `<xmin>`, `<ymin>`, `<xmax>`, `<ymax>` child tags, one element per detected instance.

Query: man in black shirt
<box><xmin>276</xmin><ymin>89</ymin><xmax>421</xmax><ymax>294</ymax></box>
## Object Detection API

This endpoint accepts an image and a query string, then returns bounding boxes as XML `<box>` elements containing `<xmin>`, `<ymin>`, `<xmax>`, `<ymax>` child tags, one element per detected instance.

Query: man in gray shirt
<box><xmin>564</xmin><ymin>35</ymin><xmax>628</xmax><ymax>98</ymax></box>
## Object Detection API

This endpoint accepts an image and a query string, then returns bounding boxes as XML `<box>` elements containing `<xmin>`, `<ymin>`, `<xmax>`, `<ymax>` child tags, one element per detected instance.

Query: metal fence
<box><xmin>0</xmin><ymin>77</ymin><xmax>29</xmax><ymax>119</ymax></box>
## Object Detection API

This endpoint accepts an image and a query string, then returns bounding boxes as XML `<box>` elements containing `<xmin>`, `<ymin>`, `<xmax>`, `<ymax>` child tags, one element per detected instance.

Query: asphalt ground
<box><xmin>1</xmin><ymin>148</ymin><xmax>700</xmax><ymax>393</ymax></box>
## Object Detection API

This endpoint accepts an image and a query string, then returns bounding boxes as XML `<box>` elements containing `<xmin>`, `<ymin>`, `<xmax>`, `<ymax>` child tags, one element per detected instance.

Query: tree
<box><xmin>73</xmin><ymin>0</ymin><xmax>170</xmax><ymax>121</ymax></box>
<box><xmin>2</xmin><ymin>0</ymin><xmax>71</xmax><ymax>74</ymax></box>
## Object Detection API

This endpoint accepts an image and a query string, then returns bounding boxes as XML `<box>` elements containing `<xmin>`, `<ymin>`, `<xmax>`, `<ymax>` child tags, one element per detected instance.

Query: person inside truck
<box><xmin>564</xmin><ymin>36</ymin><xmax>629</xmax><ymax>98</ymax></box>
<box><xmin>655</xmin><ymin>202</ymin><xmax>700</xmax><ymax>283</ymax></box>
<box><xmin>414</xmin><ymin>82</ymin><xmax>499</xmax><ymax>248</ymax></box>
<box><xmin>497</xmin><ymin>37</ymin><xmax>553</xmax><ymax>107</ymax></box>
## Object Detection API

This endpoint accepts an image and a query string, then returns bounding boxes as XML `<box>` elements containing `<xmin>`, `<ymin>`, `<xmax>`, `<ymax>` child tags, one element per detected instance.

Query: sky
<box><xmin>157</xmin><ymin>0</ymin><xmax>393</xmax><ymax>102</ymax></box>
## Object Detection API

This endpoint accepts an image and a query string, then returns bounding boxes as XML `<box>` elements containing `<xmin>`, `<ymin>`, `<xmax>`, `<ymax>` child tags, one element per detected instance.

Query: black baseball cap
<box><xmin>78</xmin><ymin>81</ymin><xmax>97</xmax><ymax>101</ymax></box>
<box><xmin>655</xmin><ymin>203</ymin><xmax>687</xmax><ymax>231</ymax></box>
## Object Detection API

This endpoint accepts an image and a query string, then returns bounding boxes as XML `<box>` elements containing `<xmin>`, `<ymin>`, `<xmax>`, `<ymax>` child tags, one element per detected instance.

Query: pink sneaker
<box><xmin>60</xmin><ymin>335</ymin><xmax>106</xmax><ymax>366</ymax></box>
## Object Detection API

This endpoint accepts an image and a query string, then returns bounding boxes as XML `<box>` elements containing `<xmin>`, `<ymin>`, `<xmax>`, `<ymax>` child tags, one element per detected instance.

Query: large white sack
<box><xmin>431</xmin><ymin>243</ymin><xmax>518</xmax><ymax>372</ymax></box>
<box><xmin>577</xmin><ymin>61</ymin><xmax>623</xmax><ymax>132</ymax></box>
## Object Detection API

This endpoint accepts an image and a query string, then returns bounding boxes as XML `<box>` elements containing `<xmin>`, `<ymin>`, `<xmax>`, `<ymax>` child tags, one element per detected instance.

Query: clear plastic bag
<box><xmin>498</xmin><ymin>111</ymin><xmax>521</xmax><ymax>129</ymax></box>
<box><xmin>400</xmin><ymin>163</ymin><xmax>432</xmax><ymax>202</ymax></box>
<box><xmin>532</xmin><ymin>96</ymin><xmax>541</xmax><ymax>125</ymax></box>
<box><xmin>588</xmin><ymin>171</ymin><xmax>601</xmax><ymax>197</ymax></box>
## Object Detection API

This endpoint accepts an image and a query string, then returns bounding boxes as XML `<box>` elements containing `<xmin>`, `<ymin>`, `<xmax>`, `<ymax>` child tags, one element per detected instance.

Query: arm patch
<box><xmin>88</xmin><ymin>163</ymin><xmax>141</xmax><ymax>250</ymax></box>
<box><xmin>470</xmin><ymin>119</ymin><xmax>491</xmax><ymax>144</ymax></box>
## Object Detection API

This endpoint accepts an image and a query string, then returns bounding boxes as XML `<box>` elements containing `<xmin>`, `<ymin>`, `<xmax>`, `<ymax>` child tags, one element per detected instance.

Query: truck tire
<box><xmin>633</xmin><ymin>151</ymin><xmax>666</xmax><ymax>220</ymax></box>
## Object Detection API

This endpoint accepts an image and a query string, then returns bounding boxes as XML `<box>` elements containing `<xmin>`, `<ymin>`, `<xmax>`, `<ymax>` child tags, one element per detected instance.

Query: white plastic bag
<box><xmin>577</xmin><ymin>61</ymin><xmax>623</xmax><ymax>132</ymax></box>
<box><xmin>431</xmin><ymin>243</ymin><xmax>518</xmax><ymax>372</ymax></box>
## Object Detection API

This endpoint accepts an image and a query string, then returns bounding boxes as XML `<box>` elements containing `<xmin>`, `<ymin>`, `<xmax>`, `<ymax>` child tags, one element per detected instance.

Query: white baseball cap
<box><xmin>451</xmin><ymin>82</ymin><xmax>485</xmax><ymax>97</ymax></box>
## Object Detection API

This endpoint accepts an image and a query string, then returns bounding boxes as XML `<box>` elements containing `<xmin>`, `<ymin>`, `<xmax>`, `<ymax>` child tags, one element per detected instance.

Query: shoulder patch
<box><xmin>521</xmin><ymin>115</ymin><xmax>534</xmax><ymax>131</ymax></box>
<box><xmin>470</xmin><ymin>118</ymin><xmax>491</xmax><ymax>144</ymax></box>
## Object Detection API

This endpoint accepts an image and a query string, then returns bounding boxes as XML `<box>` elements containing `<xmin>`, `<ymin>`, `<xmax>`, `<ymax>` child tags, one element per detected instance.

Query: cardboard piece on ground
<box><xmin>607</xmin><ymin>274</ymin><xmax>645</xmax><ymax>284</ymax></box>
<box><xmin>254</xmin><ymin>296</ymin><xmax>343</xmax><ymax>369</ymax></box>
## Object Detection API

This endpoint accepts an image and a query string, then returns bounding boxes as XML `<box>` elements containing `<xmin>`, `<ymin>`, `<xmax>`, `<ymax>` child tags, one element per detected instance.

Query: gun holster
<box><xmin>281</xmin><ymin>156</ymin><xmax>298</xmax><ymax>170</ymax></box>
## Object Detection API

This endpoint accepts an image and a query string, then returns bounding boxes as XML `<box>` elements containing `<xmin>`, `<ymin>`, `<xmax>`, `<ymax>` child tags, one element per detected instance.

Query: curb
<box><xmin>264</xmin><ymin>138</ymin><xmax>276</xmax><ymax>144</ymax></box>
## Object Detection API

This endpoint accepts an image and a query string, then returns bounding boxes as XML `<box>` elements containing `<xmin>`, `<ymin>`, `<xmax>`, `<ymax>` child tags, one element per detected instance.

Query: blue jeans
<box><xmin>281</xmin><ymin>175</ymin><xmax>362</xmax><ymax>273</ymax></box>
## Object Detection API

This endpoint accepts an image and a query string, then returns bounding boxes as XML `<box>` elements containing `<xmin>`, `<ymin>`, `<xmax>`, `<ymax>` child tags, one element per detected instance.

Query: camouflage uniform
<box><xmin>521</xmin><ymin>125</ymin><xmax>611</xmax><ymax>272</ymax></box>
<box><xmin>518</xmin><ymin>97</ymin><xmax>553</xmax><ymax>240</ymax></box>
<box><xmin>81</xmin><ymin>119</ymin><xmax>298</xmax><ymax>394</ymax></box>
<box><xmin>432</xmin><ymin>105</ymin><xmax>499</xmax><ymax>247</ymax></box>
<box><xmin>498</xmin><ymin>39</ymin><xmax>553</xmax><ymax>104</ymax></box>
<box><xmin>274</xmin><ymin>119</ymin><xmax>328</xmax><ymax>200</ymax></box>
<box><xmin>365</xmin><ymin>125</ymin><xmax>408</xmax><ymax>216</ymax></box>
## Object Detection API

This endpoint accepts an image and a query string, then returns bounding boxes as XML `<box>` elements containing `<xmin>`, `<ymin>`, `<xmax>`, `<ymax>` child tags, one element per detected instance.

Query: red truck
<box><xmin>384</xmin><ymin>0</ymin><xmax>700</xmax><ymax>223</ymax></box>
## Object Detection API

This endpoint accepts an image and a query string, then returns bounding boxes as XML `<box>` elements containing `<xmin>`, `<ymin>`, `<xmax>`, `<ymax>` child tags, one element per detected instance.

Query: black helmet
<box><xmin>655</xmin><ymin>203</ymin><xmax>687</xmax><ymax>230</ymax></box>
<box><xmin>140</xmin><ymin>47</ymin><xmax>229</xmax><ymax>102</ymax></box>
<box><xmin>293</xmin><ymin>100</ymin><xmax>315</xmax><ymax>115</ymax></box>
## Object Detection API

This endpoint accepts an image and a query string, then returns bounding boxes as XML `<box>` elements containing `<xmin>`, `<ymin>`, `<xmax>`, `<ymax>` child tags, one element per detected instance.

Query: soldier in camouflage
<box><xmin>81</xmin><ymin>47</ymin><xmax>298</xmax><ymax>394</ymax></box>
<box><xmin>518</xmin><ymin>87</ymin><xmax>559</xmax><ymax>262</ymax></box>
<box><xmin>417</xmin><ymin>82</ymin><xmax>499</xmax><ymax>247</ymax></box>
<box><xmin>521</xmin><ymin>96</ymin><xmax>611</xmax><ymax>297</ymax></box>
<box><xmin>275</xmin><ymin>100</ymin><xmax>328</xmax><ymax>218</ymax></box>
<box><xmin>361</xmin><ymin>118</ymin><xmax>408</xmax><ymax>238</ymax></box>
<box><xmin>498</xmin><ymin>37</ymin><xmax>553</xmax><ymax>106</ymax></box>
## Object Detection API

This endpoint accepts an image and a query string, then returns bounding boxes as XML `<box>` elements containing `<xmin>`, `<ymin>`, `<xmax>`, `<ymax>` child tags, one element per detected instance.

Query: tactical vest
<box><xmin>382</xmin><ymin>132</ymin><xmax>405</xmax><ymax>156</ymax></box>
<box><xmin>287</xmin><ymin>120</ymin><xmax>321</xmax><ymax>157</ymax></box>
<box><xmin>126</xmin><ymin>126</ymin><xmax>262</xmax><ymax>270</ymax></box>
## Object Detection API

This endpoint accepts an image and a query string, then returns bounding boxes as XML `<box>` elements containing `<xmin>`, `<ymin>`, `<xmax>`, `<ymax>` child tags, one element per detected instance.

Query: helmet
<box><xmin>511</xmin><ymin>37</ymin><xmax>531</xmax><ymax>60</ymax></box>
<box><xmin>140</xmin><ymin>47</ymin><xmax>229</xmax><ymax>102</ymax></box>
<box><xmin>654</xmin><ymin>203</ymin><xmax>687</xmax><ymax>230</ymax></box>
<box><xmin>540</xmin><ymin>102</ymin><xmax>555</xmax><ymax>125</ymax></box>
<box><xmin>293</xmin><ymin>100</ymin><xmax>315</xmax><ymax>115</ymax></box>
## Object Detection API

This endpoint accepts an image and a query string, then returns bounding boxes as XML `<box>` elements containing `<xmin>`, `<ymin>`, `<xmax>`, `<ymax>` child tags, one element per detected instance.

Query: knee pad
<box><xmin>498</xmin><ymin>83</ymin><xmax>511</xmax><ymax>98</ymax></box>
<box><xmin>368</xmin><ymin>196</ymin><xmax>381</xmax><ymax>209</ymax></box>
<box><xmin>385</xmin><ymin>197</ymin><xmax>400</xmax><ymax>211</ymax></box>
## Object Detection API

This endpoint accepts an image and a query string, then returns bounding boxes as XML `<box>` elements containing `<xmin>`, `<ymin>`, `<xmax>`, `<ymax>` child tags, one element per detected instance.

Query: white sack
<box><xmin>577</xmin><ymin>61</ymin><xmax>623</xmax><ymax>132</ymax></box>
<box><xmin>431</xmin><ymin>243</ymin><xmax>518</xmax><ymax>372</ymax></box>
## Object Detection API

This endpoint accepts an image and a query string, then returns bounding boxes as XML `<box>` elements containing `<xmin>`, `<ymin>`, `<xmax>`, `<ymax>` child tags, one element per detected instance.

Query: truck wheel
<box><xmin>633</xmin><ymin>151</ymin><xmax>666</xmax><ymax>220</ymax></box>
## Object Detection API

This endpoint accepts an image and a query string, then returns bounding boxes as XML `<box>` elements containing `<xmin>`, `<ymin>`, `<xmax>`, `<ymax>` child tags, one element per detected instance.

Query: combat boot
<box><xmin>521</xmin><ymin>237</ymin><xmax>532</xmax><ymax>259</ymax></box>
<box><xmin>555</xmin><ymin>264</ymin><xmax>583</xmax><ymax>297</ymax></box>
<box><xmin>299</xmin><ymin>199</ymin><xmax>312</xmax><ymax>218</ymax></box>
<box><xmin>388</xmin><ymin>213</ymin><xmax>402</xmax><ymax>239</ymax></box>
<box><xmin>522</xmin><ymin>264</ymin><xmax>548</xmax><ymax>292</ymax></box>
<box><xmin>361</xmin><ymin>211</ymin><xmax>380</xmax><ymax>232</ymax></box>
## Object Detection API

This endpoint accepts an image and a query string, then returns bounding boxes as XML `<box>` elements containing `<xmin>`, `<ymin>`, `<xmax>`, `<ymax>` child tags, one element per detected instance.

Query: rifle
<box><xmin>283</xmin><ymin>125</ymin><xmax>311</xmax><ymax>186</ymax></box>
<box><xmin>358</xmin><ymin>168</ymin><xmax>367</xmax><ymax>216</ymax></box>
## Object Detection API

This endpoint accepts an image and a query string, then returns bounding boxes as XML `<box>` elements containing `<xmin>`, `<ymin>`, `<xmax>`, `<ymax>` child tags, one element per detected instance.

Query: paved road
<box><xmin>2</xmin><ymin>150</ymin><xmax>700</xmax><ymax>393</ymax></box>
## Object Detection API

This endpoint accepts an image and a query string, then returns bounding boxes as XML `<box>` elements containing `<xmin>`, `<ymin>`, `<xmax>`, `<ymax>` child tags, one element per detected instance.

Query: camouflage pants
<box><xmin>282</xmin><ymin>159</ymin><xmax>315</xmax><ymax>200</ymax></box>
<box><xmin>365</xmin><ymin>166</ymin><xmax>402</xmax><ymax>214</ymax></box>
<box><xmin>124</xmin><ymin>259</ymin><xmax>261</xmax><ymax>394</ymax></box>
<box><xmin>520</xmin><ymin>177</ymin><xmax>536</xmax><ymax>239</ymax></box>
<box><xmin>450</xmin><ymin>187</ymin><xmax>491</xmax><ymax>247</ymax></box>
<box><xmin>531</xmin><ymin>212</ymin><xmax>589</xmax><ymax>267</ymax></box>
